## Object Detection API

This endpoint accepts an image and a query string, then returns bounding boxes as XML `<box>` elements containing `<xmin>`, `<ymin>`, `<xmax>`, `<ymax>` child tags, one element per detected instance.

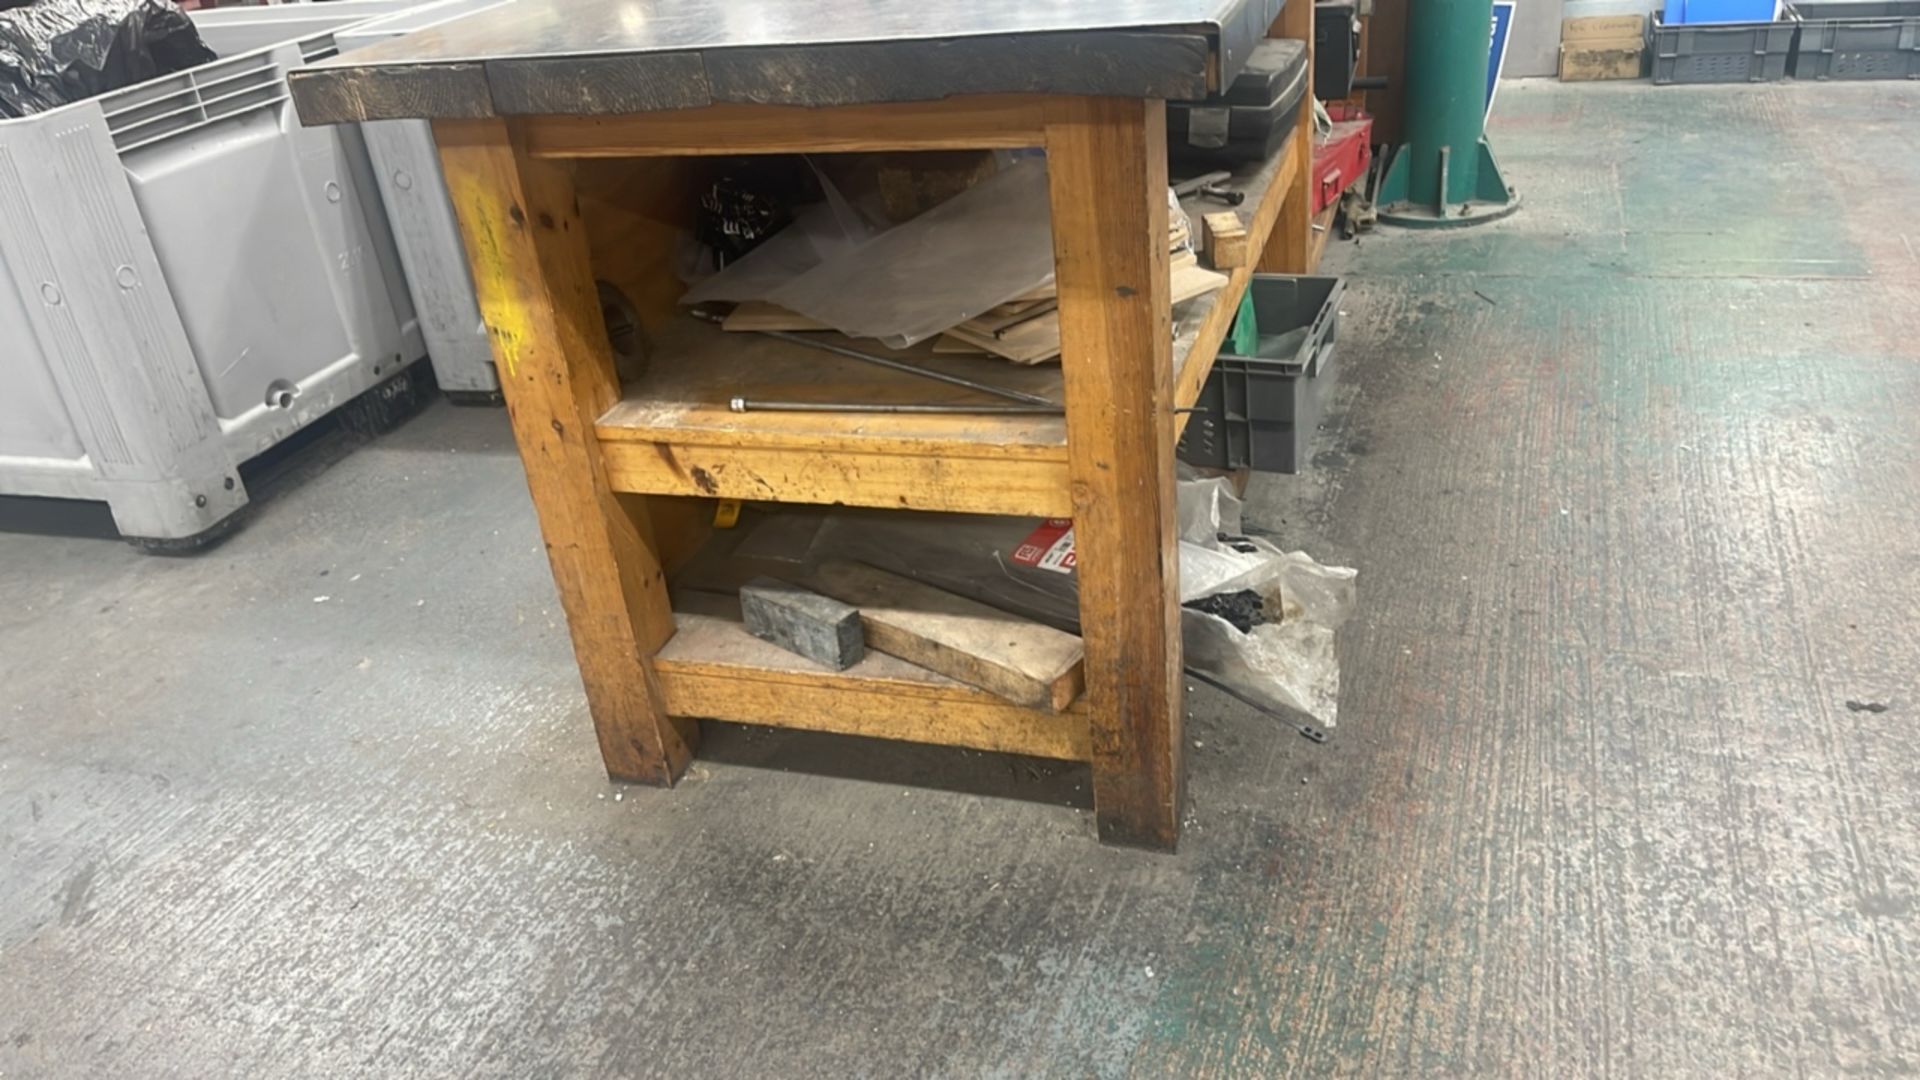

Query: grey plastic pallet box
<box><xmin>0</xmin><ymin>3</ymin><xmax>425</xmax><ymax>545</ymax></box>
<box><xmin>1651</xmin><ymin>12</ymin><xmax>1797</xmax><ymax>83</ymax></box>
<box><xmin>1790</xmin><ymin>1</ymin><xmax>1920</xmax><ymax>79</ymax></box>
<box><xmin>335</xmin><ymin>0</ymin><xmax>511</xmax><ymax>401</ymax></box>
<box><xmin>206</xmin><ymin>0</ymin><xmax>502</xmax><ymax>401</ymax></box>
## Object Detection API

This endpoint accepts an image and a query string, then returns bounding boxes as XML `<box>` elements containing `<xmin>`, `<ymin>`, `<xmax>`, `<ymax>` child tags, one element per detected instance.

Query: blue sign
<box><xmin>1487</xmin><ymin>0</ymin><xmax>1515</xmax><ymax>118</ymax></box>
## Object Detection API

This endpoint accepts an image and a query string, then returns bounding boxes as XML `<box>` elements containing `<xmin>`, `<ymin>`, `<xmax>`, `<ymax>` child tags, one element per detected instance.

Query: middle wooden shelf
<box><xmin>592</xmin><ymin>124</ymin><xmax>1301</xmax><ymax>518</ymax></box>
<box><xmin>596</xmin><ymin>317</ymin><xmax>1074</xmax><ymax>517</ymax></box>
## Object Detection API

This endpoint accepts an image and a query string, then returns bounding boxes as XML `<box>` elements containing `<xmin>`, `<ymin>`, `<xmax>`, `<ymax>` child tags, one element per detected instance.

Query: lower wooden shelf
<box><xmin>655</xmin><ymin>600</ymin><xmax>1091</xmax><ymax>762</ymax></box>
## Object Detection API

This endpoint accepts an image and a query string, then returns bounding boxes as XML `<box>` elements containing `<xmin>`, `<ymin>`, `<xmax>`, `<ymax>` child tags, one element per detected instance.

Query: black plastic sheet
<box><xmin>0</xmin><ymin>0</ymin><xmax>213</xmax><ymax>118</ymax></box>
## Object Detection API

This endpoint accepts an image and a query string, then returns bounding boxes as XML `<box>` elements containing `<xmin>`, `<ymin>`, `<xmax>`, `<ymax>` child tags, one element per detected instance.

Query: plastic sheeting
<box><xmin>806</xmin><ymin>476</ymin><xmax>1358</xmax><ymax>726</ymax></box>
<box><xmin>763</xmin><ymin>158</ymin><xmax>1055</xmax><ymax>347</ymax></box>
<box><xmin>1172</xmin><ymin>476</ymin><xmax>1358</xmax><ymax>726</ymax></box>
<box><xmin>680</xmin><ymin>158</ymin><xmax>881</xmax><ymax>305</ymax></box>
<box><xmin>0</xmin><ymin>0</ymin><xmax>212</xmax><ymax>118</ymax></box>
<box><xmin>682</xmin><ymin>157</ymin><xmax>1056</xmax><ymax>348</ymax></box>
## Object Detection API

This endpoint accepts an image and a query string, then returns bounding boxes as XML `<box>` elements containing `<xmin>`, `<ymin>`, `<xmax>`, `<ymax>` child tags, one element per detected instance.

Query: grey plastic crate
<box><xmin>1176</xmin><ymin>275</ymin><xmax>1343</xmax><ymax>475</ymax></box>
<box><xmin>0</xmin><ymin>7</ymin><xmax>424</xmax><ymax>545</ymax></box>
<box><xmin>1790</xmin><ymin>1</ymin><xmax>1920</xmax><ymax>78</ymax></box>
<box><xmin>1651</xmin><ymin>12</ymin><xmax>1797</xmax><ymax>83</ymax></box>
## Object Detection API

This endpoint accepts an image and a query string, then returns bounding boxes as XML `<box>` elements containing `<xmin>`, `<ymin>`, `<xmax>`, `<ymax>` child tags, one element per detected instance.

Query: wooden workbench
<box><xmin>291</xmin><ymin>0</ymin><xmax>1316</xmax><ymax>850</ymax></box>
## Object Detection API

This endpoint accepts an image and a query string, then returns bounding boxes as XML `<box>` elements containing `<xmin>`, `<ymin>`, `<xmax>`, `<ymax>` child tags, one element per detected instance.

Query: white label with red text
<box><xmin>1011</xmin><ymin>518</ymin><xmax>1076</xmax><ymax>574</ymax></box>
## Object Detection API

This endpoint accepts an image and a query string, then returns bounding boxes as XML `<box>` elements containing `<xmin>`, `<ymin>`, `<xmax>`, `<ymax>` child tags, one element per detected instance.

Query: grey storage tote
<box><xmin>1650</xmin><ymin>12</ymin><xmax>1797</xmax><ymax>83</ymax></box>
<box><xmin>0</xmin><ymin>12</ymin><xmax>424</xmax><ymax>546</ymax></box>
<box><xmin>1177</xmin><ymin>275</ymin><xmax>1344</xmax><ymax>475</ymax></box>
<box><xmin>1791</xmin><ymin>1</ymin><xmax>1920</xmax><ymax>79</ymax></box>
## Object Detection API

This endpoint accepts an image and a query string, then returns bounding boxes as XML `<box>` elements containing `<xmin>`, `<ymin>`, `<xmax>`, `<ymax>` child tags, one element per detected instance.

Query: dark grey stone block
<box><xmin>740</xmin><ymin>576</ymin><xmax>864</xmax><ymax>670</ymax></box>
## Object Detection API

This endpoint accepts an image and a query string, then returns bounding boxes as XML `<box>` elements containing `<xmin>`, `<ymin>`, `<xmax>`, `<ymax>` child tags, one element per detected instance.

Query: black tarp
<box><xmin>0</xmin><ymin>0</ymin><xmax>213</xmax><ymax>118</ymax></box>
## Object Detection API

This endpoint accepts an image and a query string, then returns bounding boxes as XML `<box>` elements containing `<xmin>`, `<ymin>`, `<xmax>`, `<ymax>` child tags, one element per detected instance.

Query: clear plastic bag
<box><xmin>802</xmin><ymin>476</ymin><xmax>1358</xmax><ymax>725</ymax></box>
<box><xmin>763</xmin><ymin>157</ymin><xmax>1056</xmax><ymax>347</ymax></box>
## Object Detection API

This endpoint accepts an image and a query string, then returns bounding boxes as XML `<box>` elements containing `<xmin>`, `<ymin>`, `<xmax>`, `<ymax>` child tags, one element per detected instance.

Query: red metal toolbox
<box><xmin>1312</xmin><ymin>111</ymin><xmax>1373</xmax><ymax>215</ymax></box>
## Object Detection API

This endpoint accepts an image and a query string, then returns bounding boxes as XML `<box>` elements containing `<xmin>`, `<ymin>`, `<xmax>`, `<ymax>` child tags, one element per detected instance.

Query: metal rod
<box><xmin>757</xmin><ymin>329</ymin><xmax>1062</xmax><ymax>407</ymax></box>
<box><xmin>730</xmin><ymin>397</ymin><xmax>1062</xmax><ymax>415</ymax></box>
<box><xmin>1172</xmin><ymin>169</ymin><xmax>1233</xmax><ymax>195</ymax></box>
<box><xmin>690</xmin><ymin>308</ymin><xmax>1060</xmax><ymax>408</ymax></box>
<box><xmin>1185</xmin><ymin>668</ymin><xmax>1328</xmax><ymax>743</ymax></box>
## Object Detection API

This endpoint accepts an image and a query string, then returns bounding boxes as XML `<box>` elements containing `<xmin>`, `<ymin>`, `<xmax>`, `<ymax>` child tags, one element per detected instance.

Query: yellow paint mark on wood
<box><xmin>442</xmin><ymin>166</ymin><xmax>532</xmax><ymax>381</ymax></box>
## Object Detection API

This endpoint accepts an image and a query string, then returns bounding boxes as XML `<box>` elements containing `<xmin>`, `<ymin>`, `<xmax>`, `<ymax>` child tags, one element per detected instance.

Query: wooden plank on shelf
<box><xmin>721</xmin><ymin>301</ymin><xmax>831</xmax><ymax>332</ymax></box>
<box><xmin>944</xmin><ymin>261</ymin><xmax>1227</xmax><ymax>365</ymax></box>
<box><xmin>974</xmin><ymin>308</ymin><xmax>1063</xmax><ymax>354</ymax></box>
<box><xmin>1172</xmin><ymin>261</ymin><xmax>1231</xmax><ymax>303</ymax></box>
<box><xmin>967</xmin><ymin>298</ymin><xmax>1058</xmax><ymax>334</ymax></box>
<box><xmin>933</xmin><ymin>335</ymin><xmax>988</xmax><ymax>354</ymax></box>
<box><xmin>1010</xmin><ymin>280</ymin><xmax>1057</xmax><ymax>303</ymax></box>
<box><xmin>654</xmin><ymin>608</ymin><xmax>1092</xmax><ymax>762</ymax></box>
<box><xmin>942</xmin><ymin>322</ymin><xmax>1058</xmax><ymax>364</ymax></box>
<box><xmin>799</xmin><ymin>560</ymin><xmax>1085</xmax><ymax>712</ymax></box>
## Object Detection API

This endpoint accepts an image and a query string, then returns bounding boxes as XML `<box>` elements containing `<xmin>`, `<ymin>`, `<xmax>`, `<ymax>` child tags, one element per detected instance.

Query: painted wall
<box><xmin>1505</xmin><ymin>0</ymin><xmax>1567</xmax><ymax>77</ymax></box>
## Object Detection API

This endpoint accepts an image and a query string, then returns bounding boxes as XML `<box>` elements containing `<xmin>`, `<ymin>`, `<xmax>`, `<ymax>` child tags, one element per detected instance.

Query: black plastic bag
<box><xmin>0</xmin><ymin>0</ymin><xmax>214</xmax><ymax>118</ymax></box>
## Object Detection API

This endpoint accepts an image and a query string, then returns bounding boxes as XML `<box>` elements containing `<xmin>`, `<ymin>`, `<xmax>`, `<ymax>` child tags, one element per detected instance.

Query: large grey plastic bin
<box><xmin>191</xmin><ymin>0</ymin><xmax>423</xmax><ymax>55</ymax></box>
<box><xmin>0</xmin><ymin>8</ymin><xmax>425</xmax><ymax>545</ymax></box>
<box><xmin>336</xmin><ymin>0</ymin><xmax>512</xmax><ymax>401</ymax></box>
<box><xmin>198</xmin><ymin>0</ymin><xmax>501</xmax><ymax>399</ymax></box>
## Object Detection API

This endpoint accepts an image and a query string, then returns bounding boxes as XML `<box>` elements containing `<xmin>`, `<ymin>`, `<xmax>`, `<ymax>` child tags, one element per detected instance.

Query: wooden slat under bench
<box><xmin>655</xmin><ymin>609</ymin><xmax>1092</xmax><ymax>762</ymax></box>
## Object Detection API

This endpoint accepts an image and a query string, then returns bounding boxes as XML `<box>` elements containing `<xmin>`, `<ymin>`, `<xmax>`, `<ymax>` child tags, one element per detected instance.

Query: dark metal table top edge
<box><xmin>290</xmin><ymin>0</ymin><xmax>1287</xmax><ymax>126</ymax></box>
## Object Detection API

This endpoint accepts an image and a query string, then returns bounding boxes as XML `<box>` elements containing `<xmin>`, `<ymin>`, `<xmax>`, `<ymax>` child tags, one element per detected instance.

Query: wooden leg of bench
<box><xmin>1264</xmin><ymin>0</ymin><xmax>1317</xmax><ymax>273</ymax></box>
<box><xmin>1044</xmin><ymin>97</ymin><xmax>1185</xmax><ymax>850</ymax></box>
<box><xmin>436</xmin><ymin>117</ymin><xmax>696</xmax><ymax>785</ymax></box>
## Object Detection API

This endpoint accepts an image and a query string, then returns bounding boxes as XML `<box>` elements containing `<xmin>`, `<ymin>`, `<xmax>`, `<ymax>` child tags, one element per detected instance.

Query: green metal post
<box><xmin>1376</xmin><ymin>0</ymin><xmax>1519</xmax><ymax>227</ymax></box>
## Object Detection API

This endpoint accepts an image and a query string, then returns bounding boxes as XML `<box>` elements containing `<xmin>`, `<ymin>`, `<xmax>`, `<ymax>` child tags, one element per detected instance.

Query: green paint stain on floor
<box><xmin>1351</xmin><ymin>82</ymin><xmax>1873</xmax><ymax>282</ymax></box>
<box><xmin>1130</xmin><ymin>79</ymin><xmax>1920</xmax><ymax>1077</ymax></box>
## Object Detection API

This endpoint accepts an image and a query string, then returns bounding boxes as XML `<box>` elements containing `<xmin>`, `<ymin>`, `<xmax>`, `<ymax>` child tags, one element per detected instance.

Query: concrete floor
<box><xmin>3</xmin><ymin>80</ymin><xmax>1917</xmax><ymax>1077</ymax></box>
